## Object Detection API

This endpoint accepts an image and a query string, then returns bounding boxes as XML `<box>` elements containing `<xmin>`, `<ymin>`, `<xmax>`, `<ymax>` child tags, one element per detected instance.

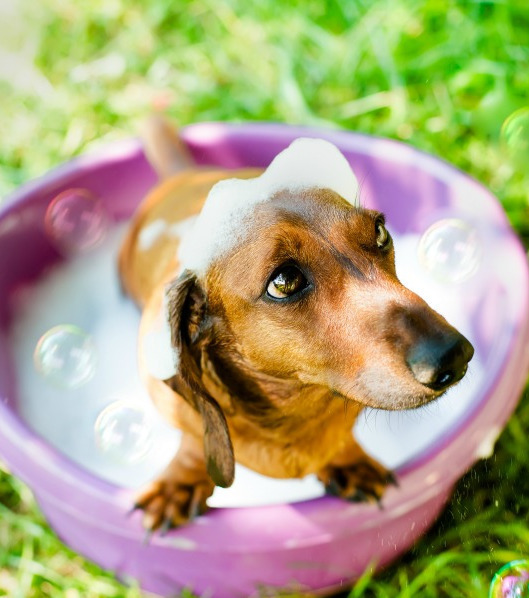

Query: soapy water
<box><xmin>490</xmin><ymin>560</ymin><xmax>529</xmax><ymax>598</ymax></box>
<box><xmin>34</xmin><ymin>324</ymin><xmax>97</xmax><ymax>390</ymax></box>
<box><xmin>45</xmin><ymin>188</ymin><xmax>109</xmax><ymax>255</ymax></box>
<box><xmin>11</xmin><ymin>223</ymin><xmax>489</xmax><ymax>507</ymax></box>
<box><xmin>417</xmin><ymin>218</ymin><xmax>482</xmax><ymax>284</ymax></box>
<box><xmin>95</xmin><ymin>400</ymin><xmax>154</xmax><ymax>465</ymax></box>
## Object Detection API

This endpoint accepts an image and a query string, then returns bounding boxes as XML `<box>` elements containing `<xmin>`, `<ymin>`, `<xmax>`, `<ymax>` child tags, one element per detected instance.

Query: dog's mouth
<box><xmin>333</xmin><ymin>344</ymin><xmax>473</xmax><ymax>412</ymax></box>
<box><xmin>347</xmin><ymin>372</ymin><xmax>443</xmax><ymax>411</ymax></box>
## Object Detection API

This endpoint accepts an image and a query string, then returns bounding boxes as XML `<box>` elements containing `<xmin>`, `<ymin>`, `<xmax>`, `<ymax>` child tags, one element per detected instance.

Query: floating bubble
<box><xmin>418</xmin><ymin>218</ymin><xmax>482</xmax><ymax>284</ymax></box>
<box><xmin>94</xmin><ymin>401</ymin><xmax>153</xmax><ymax>464</ymax></box>
<box><xmin>45</xmin><ymin>188</ymin><xmax>109</xmax><ymax>255</ymax></box>
<box><xmin>34</xmin><ymin>325</ymin><xmax>97</xmax><ymax>389</ymax></box>
<box><xmin>490</xmin><ymin>560</ymin><xmax>529</xmax><ymax>598</ymax></box>
<box><xmin>501</xmin><ymin>107</ymin><xmax>529</xmax><ymax>169</ymax></box>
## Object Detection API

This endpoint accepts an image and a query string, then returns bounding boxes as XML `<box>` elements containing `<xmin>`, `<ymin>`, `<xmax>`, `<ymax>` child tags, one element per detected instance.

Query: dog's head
<box><xmin>154</xmin><ymin>138</ymin><xmax>474</xmax><ymax>486</ymax></box>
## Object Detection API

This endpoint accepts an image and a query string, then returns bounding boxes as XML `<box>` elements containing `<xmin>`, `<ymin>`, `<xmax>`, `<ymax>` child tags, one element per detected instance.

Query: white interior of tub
<box><xmin>9</xmin><ymin>220</ymin><xmax>506</xmax><ymax>509</ymax></box>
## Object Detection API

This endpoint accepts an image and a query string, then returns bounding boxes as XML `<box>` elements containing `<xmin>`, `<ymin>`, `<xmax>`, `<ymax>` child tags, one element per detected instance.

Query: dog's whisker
<box><xmin>142</xmin><ymin>529</ymin><xmax>154</xmax><ymax>546</ymax></box>
<box><xmin>355</xmin><ymin>164</ymin><xmax>375</xmax><ymax>210</ymax></box>
<box><xmin>342</xmin><ymin>397</ymin><xmax>349</xmax><ymax>418</ymax></box>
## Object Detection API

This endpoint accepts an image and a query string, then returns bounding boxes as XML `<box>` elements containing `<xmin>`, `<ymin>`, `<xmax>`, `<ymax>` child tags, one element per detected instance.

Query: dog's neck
<box><xmin>199</xmin><ymin>350</ymin><xmax>360</xmax><ymax>477</ymax></box>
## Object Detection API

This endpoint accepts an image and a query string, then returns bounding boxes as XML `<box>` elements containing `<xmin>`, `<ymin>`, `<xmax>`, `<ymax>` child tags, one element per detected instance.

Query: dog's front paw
<box><xmin>317</xmin><ymin>458</ymin><xmax>397</xmax><ymax>506</ymax></box>
<box><xmin>134</xmin><ymin>476</ymin><xmax>215</xmax><ymax>533</ymax></box>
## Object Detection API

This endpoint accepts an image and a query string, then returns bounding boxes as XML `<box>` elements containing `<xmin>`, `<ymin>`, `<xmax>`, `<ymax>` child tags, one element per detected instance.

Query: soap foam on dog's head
<box><xmin>144</xmin><ymin>138</ymin><xmax>359</xmax><ymax>380</ymax></box>
<box><xmin>178</xmin><ymin>138</ymin><xmax>359</xmax><ymax>277</ymax></box>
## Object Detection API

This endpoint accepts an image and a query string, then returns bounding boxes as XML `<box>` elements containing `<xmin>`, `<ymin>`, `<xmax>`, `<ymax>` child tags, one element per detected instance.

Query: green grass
<box><xmin>1</xmin><ymin>0</ymin><xmax>529</xmax><ymax>595</ymax></box>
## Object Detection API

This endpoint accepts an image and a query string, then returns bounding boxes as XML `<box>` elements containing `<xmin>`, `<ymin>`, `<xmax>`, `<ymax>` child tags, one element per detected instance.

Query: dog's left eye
<box><xmin>267</xmin><ymin>265</ymin><xmax>308</xmax><ymax>300</ymax></box>
<box><xmin>375</xmin><ymin>219</ymin><xmax>391</xmax><ymax>250</ymax></box>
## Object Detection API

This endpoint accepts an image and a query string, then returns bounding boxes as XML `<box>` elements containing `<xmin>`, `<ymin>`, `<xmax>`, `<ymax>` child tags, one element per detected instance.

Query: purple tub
<box><xmin>1</xmin><ymin>123</ymin><xmax>529</xmax><ymax>597</ymax></box>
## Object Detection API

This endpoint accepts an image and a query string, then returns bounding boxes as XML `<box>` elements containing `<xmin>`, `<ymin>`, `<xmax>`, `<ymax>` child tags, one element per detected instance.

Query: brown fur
<box><xmin>122</xmin><ymin>124</ymin><xmax>472</xmax><ymax>530</ymax></box>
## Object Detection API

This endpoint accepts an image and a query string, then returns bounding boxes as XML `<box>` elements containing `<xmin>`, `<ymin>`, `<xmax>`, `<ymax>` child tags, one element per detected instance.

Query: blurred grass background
<box><xmin>1</xmin><ymin>0</ymin><xmax>529</xmax><ymax>596</ymax></box>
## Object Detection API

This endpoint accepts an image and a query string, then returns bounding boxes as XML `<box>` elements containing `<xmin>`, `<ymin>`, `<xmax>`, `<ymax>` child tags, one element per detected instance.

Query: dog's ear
<box><xmin>164</xmin><ymin>270</ymin><xmax>235</xmax><ymax>488</ymax></box>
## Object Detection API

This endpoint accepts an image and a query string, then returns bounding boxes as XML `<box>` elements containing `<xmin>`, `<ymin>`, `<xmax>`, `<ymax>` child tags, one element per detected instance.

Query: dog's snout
<box><xmin>406</xmin><ymin>332</ymin><xmax>474</xmax><ymax>391</ymax></box>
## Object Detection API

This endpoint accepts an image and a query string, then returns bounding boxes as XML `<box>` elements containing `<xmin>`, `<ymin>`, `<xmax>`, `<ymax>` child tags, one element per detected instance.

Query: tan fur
<box><xmin>122</xmin><ymin>121</ymin><xmax>472</xmax><ymax>529</ymax></box>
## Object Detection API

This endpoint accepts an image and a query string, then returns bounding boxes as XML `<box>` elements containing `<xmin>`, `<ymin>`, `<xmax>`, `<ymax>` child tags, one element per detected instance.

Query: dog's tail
<box><xmin>119</xmin><ymin>115</ymin><xmax>194</xmax><ymax>305</ymax></box>
<box><xmin>139</xmin><ymin>114</ymin><xmax>195</xmax><ymax>180</ymax></box>
<box><xmin>119</xmin><ymin>117</ymin><xmax>260</xmax><ymax>308</ymax></box>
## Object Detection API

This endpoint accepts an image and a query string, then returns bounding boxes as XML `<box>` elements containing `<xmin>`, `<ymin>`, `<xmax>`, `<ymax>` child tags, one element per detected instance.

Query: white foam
<box><xmin>138</xmin><ymin>215</ymin><xmax>198</xmax><ymax>252</ymax></box>
<box><xmin>178</xmin><ymin>138</ymin><xmax>359</xmax><ymax>276</ymax></box>
<box><xmin>168</xmin><ymin>215</ymin><xmax>198</xmax><ymax>240</ymax></box>
<box><xmin>9</xmin><ymin>226</ymin><xmax>181</xmax><ymax>488</ymax></box>
<box><xmin>7</xmin><ymin>223</ymin><xmax>490</xmax><ymax>507</ymax></box>
<box><xmin>7</xmin><ymin>228</ymin><xmax>327</xmax><ymax>505</ymax></box>
<box><xmin>138</xmin><ymin>218</ymin><xmax>167</xmax><ymax>251</ymax></box>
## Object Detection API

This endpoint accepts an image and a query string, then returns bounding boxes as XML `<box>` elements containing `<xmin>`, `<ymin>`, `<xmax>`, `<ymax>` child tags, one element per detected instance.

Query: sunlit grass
<box><xmin>1</xmin><ymin>0</ymin><xmax>529</xmax><ymax>596</ymax></box>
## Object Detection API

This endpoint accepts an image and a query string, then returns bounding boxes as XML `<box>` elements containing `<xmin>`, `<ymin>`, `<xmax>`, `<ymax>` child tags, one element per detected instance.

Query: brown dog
<box><xmin>119</xmin><ymin>118</ymin><xmax>474</xmax><ymax>531</ymax></box>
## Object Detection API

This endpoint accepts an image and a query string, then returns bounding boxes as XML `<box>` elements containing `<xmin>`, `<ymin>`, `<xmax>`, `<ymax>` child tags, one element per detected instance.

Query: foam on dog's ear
<box><xmin>178</xmin><ymin>137</ymin><xmax>359</xmax><ymax>276</ymax></box>
<box><xmin>164</xmin><ymin>270</ymin><xmax>235</xmax><ymax>488</ymax></box>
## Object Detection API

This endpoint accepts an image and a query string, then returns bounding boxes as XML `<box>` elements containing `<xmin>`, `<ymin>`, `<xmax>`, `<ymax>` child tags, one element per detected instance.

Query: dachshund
<box><xmin>119</xmin><ymin>117</ymin><xmax>474</xmax><ymax>531</ymax></box>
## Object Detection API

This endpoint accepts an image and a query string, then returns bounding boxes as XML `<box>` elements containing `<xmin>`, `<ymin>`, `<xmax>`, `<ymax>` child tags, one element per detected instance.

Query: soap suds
<box><xmin>139</xmin><ymin>215</ymin><xmax>198</xmax><ymax>252</ymax></box>
<box><xmin>178</xmin><ymin>138</ymin><xmax>359</xmax><ymax>276</ymax></box>
<box><xmin>9</xmin><ymin>226</ymin><xmax>181</xmax><ymax>488</ymax></box>
<box><xmin>138</xmin><ymin>219</ymin><xmax>167</xmax><ymax>251</ymax></box>
<box><xmin>8</xmin><ymin>224</ymin><xmax>486</xmax><ymax>506</ymax></box>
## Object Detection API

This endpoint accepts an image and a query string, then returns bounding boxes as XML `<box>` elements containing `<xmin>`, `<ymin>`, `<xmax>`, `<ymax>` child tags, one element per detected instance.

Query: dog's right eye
<box><xmin>375</xmin><ymin>217</ymin><xmax>391</xmax><ymax>250</ymax></box>
<box><xmin>266</xmin><ymin>265</ymin><xmax>308</xmax><ymax>300</ymax></box>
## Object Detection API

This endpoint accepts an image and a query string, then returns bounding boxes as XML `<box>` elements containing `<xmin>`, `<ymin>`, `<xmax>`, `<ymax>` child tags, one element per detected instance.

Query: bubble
<box><xmin>417</xmin><ymin>218</ymin><xmax>482</xmax><ymax>284</ymax></box>
<box><xmin>45</xmin><ymin>188</ymin><xmax>109</xmax><ymax>255</ymax></box>
<box><xmin>34</xmin><ymin>325</ymin><xmax>97</xmax><ymax>389</ymax></box>
<box><xmin>94</xmin><ymin>401</ymin><xmax>153</xmax><ymax>464</ymax></box>
<box><xmin>490</xmin><ymin>560</ymin><xmax>529</xmax><ymax>598</ymax></box>
<box><xmin>501</xmin><ymin>107</ymin><xmax>529</xmax><ymax>169</ymax></box>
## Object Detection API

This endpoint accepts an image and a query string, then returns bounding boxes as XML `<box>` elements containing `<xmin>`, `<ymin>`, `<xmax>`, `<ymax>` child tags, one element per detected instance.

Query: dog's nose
<box><xmin>406</xmin><ymin>332</ymin><xmax>474</xmax><ymax>391</ymax></box>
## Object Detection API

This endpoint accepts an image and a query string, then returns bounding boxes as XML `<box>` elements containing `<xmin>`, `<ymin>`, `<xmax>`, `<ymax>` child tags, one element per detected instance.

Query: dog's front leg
<box><xmin>134</xmin><ymin>433</ymin><xmax>215</xmax><ymax>531</ymax></box>
<box><xmin>317</xmin><ymin>436</ymin><xmax>397</xmax><ymax>505</ymax></box>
